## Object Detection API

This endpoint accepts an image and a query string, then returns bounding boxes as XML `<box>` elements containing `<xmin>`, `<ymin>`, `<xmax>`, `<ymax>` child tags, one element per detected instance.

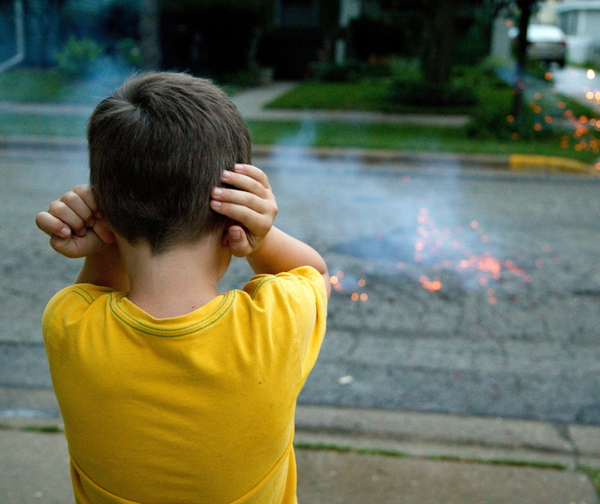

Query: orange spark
<box><xmin>419</xmin><ymin>276</ymin><xmax>442</xmax><ymax>292</ymax></box>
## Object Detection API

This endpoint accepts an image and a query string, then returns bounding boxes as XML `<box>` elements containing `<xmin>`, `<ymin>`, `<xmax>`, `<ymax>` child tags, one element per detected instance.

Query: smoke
<box><xmin>57</xmin><ymin>56</ymin><xmax>134</xmax><ymax>105</ymax></box>
<box><xmin>257</xmin><ymin>119</ymin><xmax>533</xmax><ymax>300</ymax></box>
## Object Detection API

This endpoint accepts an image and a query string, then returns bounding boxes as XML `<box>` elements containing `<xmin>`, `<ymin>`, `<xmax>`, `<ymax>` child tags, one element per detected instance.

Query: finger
<box><xmin>72</xmin><ymin>185</ymin><xmax>100</xmax><ymax>217</ymax></box>
<box><xmin>227</xmin><ymin>225</ymin><xmax>252</xmax><ymax>258</ymax></box>
<box><xmin>233</xmin><ymin>164</ymin><xmax>271</xmax><ymax>189</ymax></box>
<box><xmin>210</xmin><ymin>200</ymin><xmax>271</xmax><ymax>235</ymax></box>
<box><xmin>49</xmin><ymin>235</ymin><xmax>79</xmax><ymax>259</ymax></box>
<box><xmin>48</xmin><ymin>200</ymin><xmax>89</xmax><ymax>237</ymax></box>
<box><xmin>49</xmin><ymin>229</ymin><xmax>104</xmax><ymax>259</ymax></box>
<box><xmin>211</xmin><ymin>187</ymin><xmax>272</xmax><ymax>215</ymax></box>
<box><xmin>60</xmin><ymin>190</ymin><xmax>96</xmax><ymax>227</ymax></box>
<box><xmin>36</xmin><ymin>212</ymin><xmax>72</xmax><ymax>238</ymax></box>
<box><xmin>221</xmin><ymin>167</ymin><xmax>271</xmax><ymax>196</ymax></box>
<box><xmin>220</xmin><ymin>172</ymin><xmax>267</xmax><ymax>199</ymax></box>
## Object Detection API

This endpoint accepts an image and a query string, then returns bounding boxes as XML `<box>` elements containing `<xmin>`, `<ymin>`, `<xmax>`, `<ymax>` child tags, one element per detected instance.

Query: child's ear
<box><xmin>93</xmin><ymin>218</ymin><xmax>117</xmax><ymax>244</ymax></box>
<box><xmin>220</xmin><ymin>226</ymin><xmax>230</xmax><ymax>248</ymax></box>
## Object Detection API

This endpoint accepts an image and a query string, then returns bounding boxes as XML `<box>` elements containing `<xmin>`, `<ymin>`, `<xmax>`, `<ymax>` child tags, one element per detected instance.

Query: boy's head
<box><xmin>88</xmin><ymin>72</ymin><xmax>251</xmax><ymax>254</ymax></box>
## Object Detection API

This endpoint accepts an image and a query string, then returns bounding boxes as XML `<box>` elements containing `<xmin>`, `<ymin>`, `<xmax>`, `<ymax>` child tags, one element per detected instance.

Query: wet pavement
<box><xmin>553</xmin><ymin>66</ymin><xmax>600</xmax><ymax>110</ymax></box>
<box><xmin>1</xmin><ymin>145</ymin><xmax>600</xmax><ymax>425</ymax></box>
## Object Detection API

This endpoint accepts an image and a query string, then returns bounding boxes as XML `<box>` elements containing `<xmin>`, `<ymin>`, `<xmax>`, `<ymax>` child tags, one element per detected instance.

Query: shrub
<box><xmin>466</xmin><ymin>93</ymin><xmax>559</xmax><ymax>141</ymax></box>
<box><xmin>55</xmin><ymin>36</ymin><xmax>103</xmax><ymax>78</ymax></box>
<box><xmin>389</xmin><ymin>58</ymin><xmax>422</xmax><ymax>82</ymax></box>
<box><xmin>467</xmin><ymin>109</ymin><xmax>553</xmax><ymax>141</ymax></box>
<box><xmin>388</xmin><ymin>80</ymin><xmax>478</xmax><ymax>107</ymax></box>
<box><xmin>313</xmin><ymin>61</ymin><xmax>364</xmax><ymax>82</ymax></box>
<box><xmin>218</xmin><ymin>68</ymin><xmax>263</xmax><ymax>88</ymax></box>
<box><xmin>115</xmin><ymin>38</ymin><xmax>142</xmax><ymax>68</ymax></box>
<box><xmin>451</xmin><ymin>64</ymin><xmax>511</xmax><ymax>92</ymax></box>
<box><xmin>312</xmin><ymin>60</ymin><xmax>392</xmax><ymax>83</ymax></box>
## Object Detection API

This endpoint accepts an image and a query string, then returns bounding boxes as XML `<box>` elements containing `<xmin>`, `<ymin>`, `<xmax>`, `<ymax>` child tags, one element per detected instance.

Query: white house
<box><xmin>553</xmin><ymin>0</ymin><xmax>600</xmax><ymax>64</ymax></box>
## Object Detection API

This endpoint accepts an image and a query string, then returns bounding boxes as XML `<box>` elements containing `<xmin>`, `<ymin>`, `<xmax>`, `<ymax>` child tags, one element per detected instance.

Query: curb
<box><xmin>255</xmin><ymin>147</ymin><xmax>597</xmax><ymax>175</ymax></box>
<box><xmin>509</xmin><ymin>154</ymin><xmax>596</xmax><ymax>175</ymax></box>
<box><xmin>0</xmin><ymin>135</ymin><xmax>87</xmax><ymax>151</ymax></box>
<box><xmin>294</xmin><ymin>406</ymin><xmax>600</xmax><ymax>470</ymax></box>
<box><xmin>251</xmin><ymin>145</ymin><xmax>510</xmax><ymax>169</ymax></box>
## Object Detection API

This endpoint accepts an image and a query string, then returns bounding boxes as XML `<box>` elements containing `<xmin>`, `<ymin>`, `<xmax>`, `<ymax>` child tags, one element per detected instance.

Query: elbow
<box><xmin>322</xmin><ymin>271</ymin><xmax>331</xmax><ymax>299</ymax></box>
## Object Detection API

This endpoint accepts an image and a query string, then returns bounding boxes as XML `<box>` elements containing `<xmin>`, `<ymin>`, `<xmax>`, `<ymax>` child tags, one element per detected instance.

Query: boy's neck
<box><xmin>117</xmin><ymin>234</ymin><xmax>231</xmax><ymax>319</ymax></box>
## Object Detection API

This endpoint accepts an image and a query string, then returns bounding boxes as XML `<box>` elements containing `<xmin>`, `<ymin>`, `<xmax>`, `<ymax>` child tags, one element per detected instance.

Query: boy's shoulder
<box><xmin>243</xmin><ymin>266</ymin><xmax>326</xmax><ymax>300</ymax></box>
<box><xmin>45</xmin><ymin>283</ymin><xmax>113</xmax><ymax>311</ymax></box>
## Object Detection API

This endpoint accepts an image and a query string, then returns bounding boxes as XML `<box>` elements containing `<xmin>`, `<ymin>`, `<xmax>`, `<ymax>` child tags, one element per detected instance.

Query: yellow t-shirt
<box><xmin>42</xmin><ymin>266</ymin><xmax>327</xmax><ymax>504</ymax></box>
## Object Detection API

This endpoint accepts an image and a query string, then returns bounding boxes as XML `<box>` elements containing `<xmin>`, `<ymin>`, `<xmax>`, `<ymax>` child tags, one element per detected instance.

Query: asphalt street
<box><xmin>1</xmin><ymin>144</ymin><xmax>599</xmax><ymax>426</ymax></box>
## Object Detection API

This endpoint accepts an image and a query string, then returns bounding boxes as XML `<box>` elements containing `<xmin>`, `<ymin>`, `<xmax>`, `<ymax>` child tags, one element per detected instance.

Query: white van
<box><xmin>509</xmin><ymin>24</ymin><xmax>567</xmax><ymax>67</ymax></box>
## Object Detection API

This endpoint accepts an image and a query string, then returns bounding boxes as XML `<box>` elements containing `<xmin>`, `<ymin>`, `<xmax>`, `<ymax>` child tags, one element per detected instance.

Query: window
<box><xmin>275</xmin><ymin>0</ymin><xmax>318</xmax><ymax>28</ymax></box>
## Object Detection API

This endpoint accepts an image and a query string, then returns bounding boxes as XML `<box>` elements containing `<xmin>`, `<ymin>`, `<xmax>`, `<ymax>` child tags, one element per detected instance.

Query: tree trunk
<box><xmin>422</xmin><ymin>0</ymin><xmax>459</xmax><ymax>83</ymax></box>
<box><xmin>140</xmin><ymin>0</ymin><xmax>161</xmax><ymax>70</ymax></box>
<box><xmin>511</xmin><ymin>0</ymin><xmax>534</xmax><ymax>120</ymax></box>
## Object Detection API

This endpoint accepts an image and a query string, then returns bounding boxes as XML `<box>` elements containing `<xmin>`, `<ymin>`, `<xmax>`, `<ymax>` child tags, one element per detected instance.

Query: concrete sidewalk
<box><xmin>1</xmin><ymin>406</ymin><xmax>598</xmax><ymax>504</ymax></box>
<box><xmin>230</xmin><ymin>82</ymin><xmax>470</xmax><ymax>126</ymax></box>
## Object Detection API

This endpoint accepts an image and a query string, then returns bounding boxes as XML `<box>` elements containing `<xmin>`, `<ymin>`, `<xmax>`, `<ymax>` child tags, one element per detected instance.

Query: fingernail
<box><xmin>213</xmin><ymin>188</ymin><xmax>222</xmax><ymax>196</ymax></box>
<box><xmin>222</xmin><ymin>170</ymin><xmax>232</xmax><ymax>179</ymax></box>
<box><xmin>230</xmin><ymin>229</ymin><xmax>241</xmax><ymax>240</ymax></box>
<box><xmin>211</xmin><ymin>199</ymin><xmax>221</xmax><ymax>207</ymax></box>
<box><xmin>234</xmin><ymin>164</ymin><xmax>244</xmax><ymax>171</ymax></box>
<box><xmin>60</xmin><ymin>227</ymin><xmax>71</xmax><ymax>237</ymax></box>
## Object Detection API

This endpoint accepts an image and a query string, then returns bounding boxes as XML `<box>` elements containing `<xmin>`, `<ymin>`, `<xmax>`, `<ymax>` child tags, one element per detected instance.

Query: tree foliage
<box><xmin>160</xmin><ymin>0</ymin><xmax>269</xmax><ymax>18</ymax></box>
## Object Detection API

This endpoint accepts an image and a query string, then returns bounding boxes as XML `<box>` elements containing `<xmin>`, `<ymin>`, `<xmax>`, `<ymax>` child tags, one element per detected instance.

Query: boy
<box><xmin>36</xmin><ymin>72</ymin><xmax>330</xmax><ymax>504</ymax></box>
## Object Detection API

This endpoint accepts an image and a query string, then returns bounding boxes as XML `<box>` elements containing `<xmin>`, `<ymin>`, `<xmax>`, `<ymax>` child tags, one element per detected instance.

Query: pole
<box><xmin>0</xmin><ymin>0</ymin><xmax>25</xmax><ymax>73</ymax></box>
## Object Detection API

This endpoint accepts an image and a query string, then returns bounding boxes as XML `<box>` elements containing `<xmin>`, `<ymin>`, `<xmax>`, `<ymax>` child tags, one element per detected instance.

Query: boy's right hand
<box><xmin>36</xmin><ymin>185</ymin><xmax>116</xmax><ymax>259</ymax></box>
<box><xmin>210</xmin><ymin>164</ymin><xmax>278</xmax><ymax>257</ymax></box>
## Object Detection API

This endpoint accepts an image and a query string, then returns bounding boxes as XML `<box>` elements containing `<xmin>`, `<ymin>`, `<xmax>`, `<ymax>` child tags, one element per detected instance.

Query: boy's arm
<box><xmin>211</xmin><ymin>164</ymin><xmax>330</xmax><ymax>297</ymax></box>
<box><xmin>246</xmin><ymin>226</ymin><xmax>329</xmax><ymax>278</ymax></box>
<box><xmin>36</xmin><ymin>185</ymin><xmax>129</xmax><ymax>291</ymax></box>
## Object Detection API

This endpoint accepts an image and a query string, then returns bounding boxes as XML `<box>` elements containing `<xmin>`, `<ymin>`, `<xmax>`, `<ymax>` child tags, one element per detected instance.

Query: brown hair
<box><xmin>88</xmin><ymin>72</ymin><xmax>251</xmax><ymax>253</ymax></box>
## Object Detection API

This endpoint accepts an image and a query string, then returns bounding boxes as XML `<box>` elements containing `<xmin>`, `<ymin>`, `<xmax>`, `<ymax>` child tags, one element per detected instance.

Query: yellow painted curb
<box><xmin>509</xmin><ymin>155</ymin><xmax>595</xmax><ymax>174</ymax></box>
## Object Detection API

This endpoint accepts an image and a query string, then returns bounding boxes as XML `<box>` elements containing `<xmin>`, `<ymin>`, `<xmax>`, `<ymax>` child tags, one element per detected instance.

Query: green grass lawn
<box><xmin>265</xmin><ymin>77</ymin><xmax>597</xmax><ymax>119</ymax></box>
<box><xmin>0</xmin><ymin>112</ymin><xmax>88</xmax><ymax>137</ymax></box>
<box><xmin>0</xmin><ymin>67</ymin><xmax>126</xmax><ymax>104</ymax></box>
<box><xmin>247</xmin><ymin>120</ymin><xmax>600</xmax><ymax>164</ymax></box>
<box><xmin>0</xmin><ymin>69</ymin><xmax>71</xmax><ymax>103</ymax></box>
<box><xmin>266</xmin><ymin>81</ymin><xmax>477</xmax><ymax>115</ymax></box>
<box><xmin>267</xmin><ymin>82</ymin><xmax>390</xmax><ymax>112</ymax></box>
<box><xmin>0</xmin><ymin>67</ymin><xmax>240</xmax><ymax>104</ymax></box>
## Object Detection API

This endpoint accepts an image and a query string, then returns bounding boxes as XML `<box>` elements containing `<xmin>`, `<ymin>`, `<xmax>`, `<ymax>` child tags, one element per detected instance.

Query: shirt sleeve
<box><xmin>243</xmin><ymin>266</ymin><xmax>328</xmax><ymax>382</ymax></box>
<box><xmin>42</xmin><ymin>284</ymin><xmax>114</xmax><ymax>347</ymax></box>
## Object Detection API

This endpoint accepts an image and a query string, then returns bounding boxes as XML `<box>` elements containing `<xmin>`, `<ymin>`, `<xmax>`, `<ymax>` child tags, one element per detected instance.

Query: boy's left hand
<box><xmin>210</xmin><ymin>164</ymin><xmax>278</xmax><ymax>257</ymax></box>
